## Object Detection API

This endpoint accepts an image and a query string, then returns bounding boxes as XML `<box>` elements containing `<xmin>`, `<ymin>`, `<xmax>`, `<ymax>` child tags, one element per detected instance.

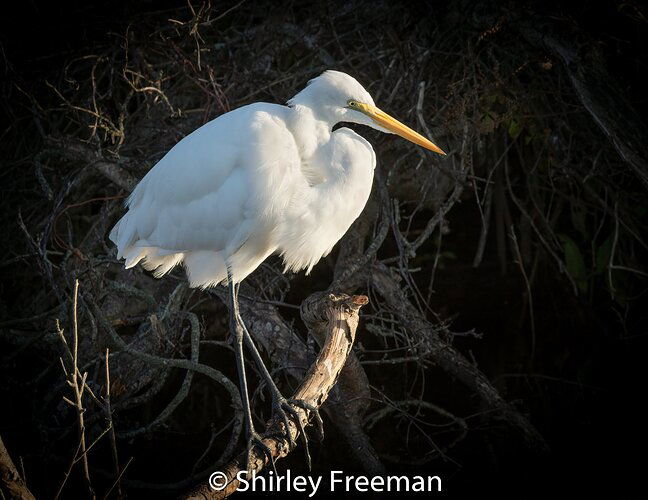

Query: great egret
<box><xmin>110</xmin><ymin>70</ymin><xmax>445</xmax><ymax>467</ymax></box>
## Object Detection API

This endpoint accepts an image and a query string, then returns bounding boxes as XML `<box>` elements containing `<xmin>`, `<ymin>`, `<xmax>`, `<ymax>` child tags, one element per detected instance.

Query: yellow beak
<box><xmin>359</xmin><ymin>103</ymin><xmax>446</xmax><ymax>155</ymax></box>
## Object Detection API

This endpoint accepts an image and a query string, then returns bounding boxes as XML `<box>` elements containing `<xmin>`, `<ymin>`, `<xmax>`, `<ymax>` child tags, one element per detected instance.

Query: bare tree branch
<box><xmin>0</xmin><ymin>436</ymin><xmax>35</xmax><ymax>500</ymax></box>
<box><xmin>371</xmin><ymin>263</ymin><xmax>548</xmax><ymax>453</ymax></box>
<box><xmin>182</xmin><ymin>292</ymin><xmax>369</xmax><ymax>500</ymax></box>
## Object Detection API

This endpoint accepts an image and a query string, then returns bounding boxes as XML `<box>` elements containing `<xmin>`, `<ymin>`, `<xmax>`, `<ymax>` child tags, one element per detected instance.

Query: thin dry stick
<box><xmin>473</xmin><ymin>180</ymin><xmax>494</xmax><ymax>267</ymax></box>
<box><xmin>55</xmin><ymin>280</ymin><xmax>96</xmax><ymax>500</ymax></box>
<box><xmin>182</xmin><ymin>292</ymin><xmax>369</xmax><ymax>500</ymax></box>
<box><xmin>53</xmin><ymin>439</ymin><xmax>83</xmax><ymax>500</ymax></box>
<box><xmin>71</xmin><ymin>280</ymin><xmax>95</xmax><ymax>498</ymax></box>
<box><xmin>510</xmin><ymin>226</ymin><xmax>536</xmax><ymax>362</ymax></box>
<box><xmin>102</xmin><ymin>456</ymin><xmax>134</xmax><ymax>500</ymax></box>
<box><xmin>104</xmin><ymin>348</ymin><xmax>122</xmax><ymax>498</ymax></box>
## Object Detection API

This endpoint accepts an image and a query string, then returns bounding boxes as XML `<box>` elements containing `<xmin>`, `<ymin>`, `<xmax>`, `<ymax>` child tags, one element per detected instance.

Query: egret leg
<box><xmin>227</xmin><ymin>272</ymin><xmax>274</xmax><ymax>474</ymax></box>
<box><xmin>233</xmin><ymin>283</ymin><xmax>324</xmax><ymax>471</ymax></box>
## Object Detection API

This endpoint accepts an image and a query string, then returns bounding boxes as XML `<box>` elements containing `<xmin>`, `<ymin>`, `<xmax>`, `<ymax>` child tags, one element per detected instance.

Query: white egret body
<box><xmin>110</xmin><ymin>71</ymin><xmax>444</xmax><ymax>286</ymax></box>
<box><xmin>109</xmin><ymin>70</ymin><xmax>444</xmax><ymax>467</ymax></box>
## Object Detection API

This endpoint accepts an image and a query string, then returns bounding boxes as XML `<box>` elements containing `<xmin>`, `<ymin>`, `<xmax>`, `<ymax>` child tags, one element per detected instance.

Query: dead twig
<box><xmin>103</xmin><ymin>348</ymin><xmax>122</xmax><ymax>498</ymax></box>
<box><xmin>55</xmin><ymin>280</ymin><xmax>96</xmax><ymax>500</ymax></box>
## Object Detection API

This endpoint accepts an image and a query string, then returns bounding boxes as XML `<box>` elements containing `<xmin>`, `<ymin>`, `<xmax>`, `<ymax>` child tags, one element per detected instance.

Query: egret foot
<box><xmin>286</xmin><ymin>398</ymin><xmax>324</xmax><ymax>442</ymax></box>
<box><xmin>267</xmin><ymin>392</ymin><xmax>324</xmax><ymax>470</ymax></box>
<box><xmin>244</xmin><ymin>429</ymin><xmax>276</xmax><ymax>476</ymax></box>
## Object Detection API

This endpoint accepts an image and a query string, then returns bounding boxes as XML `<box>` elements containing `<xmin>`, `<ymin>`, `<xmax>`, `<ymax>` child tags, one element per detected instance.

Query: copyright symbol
<box><xmin>209</xmin><ymin>471</ymin><xmax>228</xmax><ymax>491</ymax></box>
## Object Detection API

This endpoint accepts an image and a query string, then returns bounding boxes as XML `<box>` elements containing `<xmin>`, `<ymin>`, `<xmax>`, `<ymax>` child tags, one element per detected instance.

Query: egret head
<box><xmin>288</xmin><ymin>70</ymin><xmax>445</xmax><ymax>155</ymax></box>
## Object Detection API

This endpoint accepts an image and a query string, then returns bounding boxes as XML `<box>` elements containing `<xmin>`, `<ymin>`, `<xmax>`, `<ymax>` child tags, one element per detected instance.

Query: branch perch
<box><xmin>0</xmin><ymin>436</ymin><xmax>35</xmax><ymax>500</ymax></box>
<box><xmin>182</xmin><ymin>292</ymin><xmax>368</xmax><ymax>500</ymax></box>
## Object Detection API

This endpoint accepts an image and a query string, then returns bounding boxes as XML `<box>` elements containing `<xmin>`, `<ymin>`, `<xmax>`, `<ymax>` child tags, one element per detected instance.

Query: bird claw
<box><xmin>270</xmin><ymin>398</ymin><xmax>298</xmax><ymax>447</ymax></box>
<box><xmin>245</xmin><ymin>431</ymin><xmax>276</xmax><ymax>477</ymax></box>
<box><xmin>288</xmin><ymin>399</ymin><xmax>324</xmax><ymax>442</ymax></box>
<box><xmin>269</xmin><ymin>396</ymin><xmax>324</xmax><ymax>471</ymax></box>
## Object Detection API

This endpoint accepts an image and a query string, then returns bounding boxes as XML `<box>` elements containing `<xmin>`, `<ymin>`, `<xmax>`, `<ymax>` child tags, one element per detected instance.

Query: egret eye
<box><xmin>348</xmin><ymin>100</ymin><xmax>357</xmax><ymax>108</ymax></box>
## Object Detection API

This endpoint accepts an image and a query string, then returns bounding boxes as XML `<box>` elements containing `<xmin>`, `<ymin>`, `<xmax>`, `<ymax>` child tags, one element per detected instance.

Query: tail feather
<box><xmin>110</xmin><ymin>213</ymin><xmax>138</xmax><ymax>260</ymax></box>
<box><xmin>111</xmin><ymin>212</ymin><xmax>227</xmax><ymax>288</ymax></box>
<box><xmin>142</xmin><ymin>250</ymin><xmax>184</xmax><ymax>277</ymax></box>
<box><xmin>123</xmin><ymin>247</ymin><xmax>147</xmax><ymax>269</ymax></box>
<box><xmin>183</xmin><ymin>251</ymin><xmax>227</xmax><ymax>288</ymax></box>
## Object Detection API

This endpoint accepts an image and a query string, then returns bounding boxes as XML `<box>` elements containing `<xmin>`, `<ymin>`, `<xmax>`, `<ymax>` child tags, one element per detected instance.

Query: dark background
<box><xmin>1</xmin><ymin>1</ymin><xmax>647</xmax><ymax>498</ymax></box>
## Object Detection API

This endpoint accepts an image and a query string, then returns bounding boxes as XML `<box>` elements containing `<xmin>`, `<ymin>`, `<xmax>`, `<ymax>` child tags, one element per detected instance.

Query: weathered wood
<box><xmin>217</xmin><ymin>285</ymin><xmax>383</xmax><ymax>476</ymax></box>
<box><xmin>0</xmin><ymin>436</ymin><xmax>35</xmax><ymax>500</ymax></box>
<box><xmin>181</xmin><ymin>292</ymin><xmax>368</xmax><ymax>500</ymax></box>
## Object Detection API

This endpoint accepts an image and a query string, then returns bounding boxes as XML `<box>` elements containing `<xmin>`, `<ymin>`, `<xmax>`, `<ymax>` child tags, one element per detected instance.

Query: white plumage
<box><xmin>109</xmin><ymin>70</ymin><xmax>445</xmax><ymax>466</ymax></box>
<box><xmin>110</xmin><ymin>70</ymin><xmax>444</xmax><ymax>287</ymax></box>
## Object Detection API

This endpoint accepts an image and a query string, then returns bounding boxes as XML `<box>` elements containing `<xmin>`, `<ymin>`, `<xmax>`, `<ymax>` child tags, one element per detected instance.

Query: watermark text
<box><xmin>208</xmin><ymin>469</ymin><xmax>442</xmax><ymax>496</ymax></box>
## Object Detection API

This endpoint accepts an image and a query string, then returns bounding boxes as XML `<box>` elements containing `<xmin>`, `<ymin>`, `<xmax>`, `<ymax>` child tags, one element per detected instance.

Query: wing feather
<box><xmin>110</xmin><ymin>103</ymin><xmax>301</xmax><ymax>286</ymax></box>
